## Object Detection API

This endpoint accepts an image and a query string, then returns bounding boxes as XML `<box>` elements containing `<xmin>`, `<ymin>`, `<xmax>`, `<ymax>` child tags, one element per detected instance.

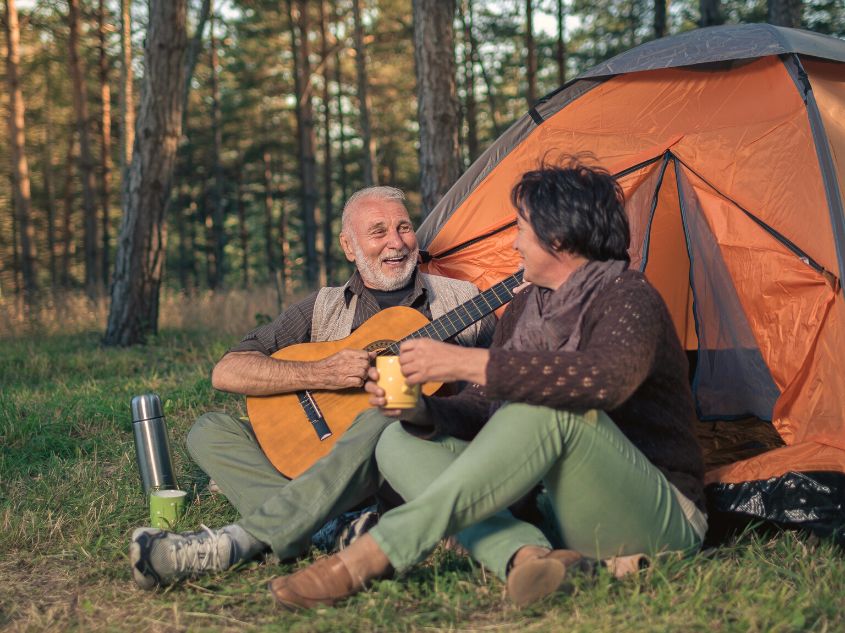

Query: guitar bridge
<box><xmin>298</xmin><ymin>391</ymin><xmax>332</xmax><ymax>441</ymax></box>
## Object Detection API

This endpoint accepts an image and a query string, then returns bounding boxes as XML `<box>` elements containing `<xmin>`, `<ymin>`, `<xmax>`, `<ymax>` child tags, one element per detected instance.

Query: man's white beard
<box><xmin>351</xmin><ymin>239</ymin><xmax>418</xmax><ymax>291</ymax></box>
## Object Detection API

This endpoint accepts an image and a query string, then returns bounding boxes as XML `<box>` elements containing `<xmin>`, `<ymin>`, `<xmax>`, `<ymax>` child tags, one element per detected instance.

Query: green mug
<box><xmin>149</xmin><ymin>489</ymin><xmax>187</xmax><ymax>529</ymax></box>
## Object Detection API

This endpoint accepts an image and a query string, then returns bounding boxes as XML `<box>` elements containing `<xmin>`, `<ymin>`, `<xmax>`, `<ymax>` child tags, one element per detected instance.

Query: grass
<box><xmin>1</xmin><ymin>301</ymin><xmax>844</xmax><ymax>632</ymax></box>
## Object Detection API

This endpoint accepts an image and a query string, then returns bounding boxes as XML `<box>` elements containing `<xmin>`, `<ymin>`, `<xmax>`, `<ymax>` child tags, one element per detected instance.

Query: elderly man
<box><xmin>130</xmin><ymin>186</ymin><xmax>494</xmax><ymax>589</ymax></box>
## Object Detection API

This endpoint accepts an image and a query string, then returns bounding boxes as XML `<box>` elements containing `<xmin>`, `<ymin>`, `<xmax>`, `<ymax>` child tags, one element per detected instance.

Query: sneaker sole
<box><xmin>129</xmin><ymin>528</ymin><xmax>164</xmax><ymax>590</ymax></box>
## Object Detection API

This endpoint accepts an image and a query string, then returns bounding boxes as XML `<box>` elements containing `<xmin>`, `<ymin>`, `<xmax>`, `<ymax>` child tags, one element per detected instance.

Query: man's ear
<box><xmin>339</xmin><ymin>232</ymin><xmax>356</xmax><ymax>263</ymax></box>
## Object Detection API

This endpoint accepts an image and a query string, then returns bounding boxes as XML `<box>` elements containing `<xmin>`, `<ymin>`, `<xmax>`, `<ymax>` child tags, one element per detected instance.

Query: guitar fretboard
<box><xmin>379</xmin><ymin>270</ymin><xmax>524</xmax><ymax>356</ymax></box>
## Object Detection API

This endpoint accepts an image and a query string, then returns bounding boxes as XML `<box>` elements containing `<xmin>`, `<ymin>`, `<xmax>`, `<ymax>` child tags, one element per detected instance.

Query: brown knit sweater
<box><xmin>424</xmin><ymin>270</ymin><xmax>706</xmax><ymax>511</ymax></box>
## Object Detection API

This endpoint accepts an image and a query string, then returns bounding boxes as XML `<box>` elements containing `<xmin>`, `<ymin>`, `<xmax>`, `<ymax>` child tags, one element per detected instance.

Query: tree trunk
<box><xmin>319</xmin><ymin>0</ymin><xmax>334</xmax><ymax>285</ymax></box>
<box><xmin>262</xmin><ymin>147</ymin><xmax>282</xmax><ymax>308</ymax></box>
<box><xmin>104</xmin><ymin>0</ymin><xmax>188</xmax><ymax>346</ymax></box>
<box><xmin>235</xmin><ymin>165</ymin><xmax>248</xmax><ymax>288</ymax></box>
<box><xmin>61</xmin><ymin>134</ymin><xmax>77</xmax><ymax>289</ymax></box>
<box><xmin>556</xmin><ymin>0</ymin><xmax>567</xmax><ymax>85</ymax></box>
<box><xmin>119</xmin><ymin>0</ymin><xmax>134</xmax><ymax>194</ymax></box>
<box><xmin>9</xmin><ymin>176</ymin><xmax>20</xmax><ymax>296</ymax></box>
<box><xmin>465</xmin><ymin>0</ymin><xmax>500</xmax><ymax>137</ymax></box>
<box><xmin>4</xmin><ymin>0</ymin><xmax>37</xmax><ymax>297</ymax></box>
<box><xmin>525</xmin><ymin>0</ymin><xmax>536</xmax><ymax>107</ymax></box>
<box><xmin>653</xmin><ymin>0</ymin><xmax>667</xmax><ymax>38</ymax></box>
<box><xmin>181</xmin><ymin>0</ymin><xmax>212</xmax><ymax>126</ymax></box>
<box><xmin>412</xmin><ymin>0</ymin><xmax>462</xmax><ymax>218</ymax></box>
<box><xmin>68</xmin><ymin>0</ymin><xmax>101</xmax><ymax>298</ymax></box>
<box><xmin>176</xmin><ymin>192</ymin><xmax>189</xmax><ymax>291</ymax></box>
<box><xmin>333</xmin><ymin>2</ymin><xmax>349</xmax><ymax>208</ymax></box>
<box><xmin>351</xmin><ymin>0</ymin><xmax>376</xmax><ymax>187</ymax></box>
<box><xmin>99</xmin><ymin>0</ymin><xmax>113</xmax><ymax>288</ymax></box>
<box><xmin>768</xmin><ymin>0</ymin><xmax>802</xmax><ymax>27</ymax></box>
<box><xmin>287</xmin><ymin>0</ymin><xmax>320</xmax><ymax>289</ymax></box>
<box><xmin>208</xmin><ymin>6</ymin><xmax>225</xmax><ymax>289</ymax></box>
<box><xmin>699</xmin><ymin>0</ymin><xmax>723</xmax><ymax>26</ymax></box>
<box><xmin>43</xmin><ymin>61</ymin><xmax>58</xmax><ymax>288</ymax></box>
<box><xmin>459</xmin><ymin>0</ymin><xmax>478</xmax><ymax>164</ymax></box>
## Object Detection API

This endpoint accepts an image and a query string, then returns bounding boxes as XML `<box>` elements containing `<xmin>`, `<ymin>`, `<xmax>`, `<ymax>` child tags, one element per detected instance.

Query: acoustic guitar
<box><xmin>247</xmin><ymin>270</ymin><xmax>524</xmax><ymax>478</ymax></box>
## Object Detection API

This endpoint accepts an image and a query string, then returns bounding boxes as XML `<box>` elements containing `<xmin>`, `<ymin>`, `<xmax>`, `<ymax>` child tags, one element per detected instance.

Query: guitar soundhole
<box><xmin>366</xmin><ymin>340</ymin><xmax>397</xmax><ymax>354</ymax></box>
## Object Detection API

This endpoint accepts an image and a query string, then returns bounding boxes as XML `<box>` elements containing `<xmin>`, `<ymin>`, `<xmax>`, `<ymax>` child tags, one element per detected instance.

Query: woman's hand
<box><xmin>364</xmin><ymin>365</ymin><xmax>424</xmax><ymax>420</ymax></box>
<box><xmin>398</xmin><ymin>339</ymin><xmax>489</xmax><ymax>386</ymax></box>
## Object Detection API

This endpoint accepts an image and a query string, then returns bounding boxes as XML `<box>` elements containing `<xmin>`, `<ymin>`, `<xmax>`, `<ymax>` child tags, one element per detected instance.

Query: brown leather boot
<box><xmin>506</xmin><ymin>547</ymin><xmax>584</xmax><ymax>607</ymax></box>
<box><xmin>269</xmin><ymin>534</ymin><xmax>393</xmax><ymax>610</ymax></box>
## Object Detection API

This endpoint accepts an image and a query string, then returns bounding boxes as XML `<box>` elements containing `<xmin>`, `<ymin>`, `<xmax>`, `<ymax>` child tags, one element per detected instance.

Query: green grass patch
<box><xmin>1</xmin><ymin>328</ymin><xmax>843</xmax><ymax>632</ymax></box>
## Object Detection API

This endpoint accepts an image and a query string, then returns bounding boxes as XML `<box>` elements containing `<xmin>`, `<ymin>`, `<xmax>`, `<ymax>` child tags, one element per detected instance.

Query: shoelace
<box><xmin>170</xmin><ymin>524</ymin><xmax>223</xmax><ymax>574</ymax></box>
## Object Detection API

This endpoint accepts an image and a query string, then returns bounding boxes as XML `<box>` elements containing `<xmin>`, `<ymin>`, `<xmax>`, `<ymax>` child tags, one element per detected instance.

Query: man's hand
<box><xmin>313</xmin><ymin>349</ymin><xmax>373</xmax><ymax>390</ymax></box>
<box><xmin>398</xmin><ymin>339</ymin><xmax>489</xmax><ymax>386</ymax></box>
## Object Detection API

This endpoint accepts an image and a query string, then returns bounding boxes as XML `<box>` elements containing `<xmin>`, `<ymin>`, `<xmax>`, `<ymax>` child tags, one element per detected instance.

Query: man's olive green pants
<box><xmin>186</xmin><ymin>411</ymin><xmax>393</xmax><ymax>559</ymax></box>
<box><xmin>369</xmin><ymin>403</ymin><xmax>704</xmax><ymax>580</ymax></box>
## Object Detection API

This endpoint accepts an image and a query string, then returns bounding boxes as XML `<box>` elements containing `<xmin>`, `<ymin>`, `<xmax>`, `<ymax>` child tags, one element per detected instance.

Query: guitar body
<box><xmin>246</xmin><ymin>306</ymin><xmax>443</xmax><ymax>479</ymax></box>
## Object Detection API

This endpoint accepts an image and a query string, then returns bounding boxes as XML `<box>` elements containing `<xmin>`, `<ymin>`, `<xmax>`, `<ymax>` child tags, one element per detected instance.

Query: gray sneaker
<box><xmin>130</xmin><ymin>525</ymin><xmax>235</xmax><ymax>590</ymax></box>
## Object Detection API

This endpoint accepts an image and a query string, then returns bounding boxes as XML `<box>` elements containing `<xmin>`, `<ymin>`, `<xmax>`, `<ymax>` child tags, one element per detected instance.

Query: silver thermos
<box><xmin>131</xmin><ymin>394</ymin><xmax>177</xmax><ymax>494</ymax></box>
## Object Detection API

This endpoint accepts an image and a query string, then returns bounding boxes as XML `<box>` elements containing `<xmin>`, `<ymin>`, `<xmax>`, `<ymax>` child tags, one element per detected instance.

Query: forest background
<box><xmin>1</xmin><ymin>0</ymin><xmax>843</xmax><ymax>344</ymax></box>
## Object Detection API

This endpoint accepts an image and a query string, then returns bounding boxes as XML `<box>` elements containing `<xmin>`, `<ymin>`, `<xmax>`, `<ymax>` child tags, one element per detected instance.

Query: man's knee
<box><xmin>348</xmin><ymin>408</ymin><xmax>396</xmax><ymax>437</ymax></box>
<box><xmin>186</xmin><ymin>412</ymin><xmax>235</xmax><ymax>461</ymax></box>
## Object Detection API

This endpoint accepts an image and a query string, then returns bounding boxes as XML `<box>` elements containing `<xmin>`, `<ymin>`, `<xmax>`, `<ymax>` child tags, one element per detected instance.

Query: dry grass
<box><xmin>0</xmin><ymin>285</ymin><xmax>303</xmax><ymax>339</ymax></box>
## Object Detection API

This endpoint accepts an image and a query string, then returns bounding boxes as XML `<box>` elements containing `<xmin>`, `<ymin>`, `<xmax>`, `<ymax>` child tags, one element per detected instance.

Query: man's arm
<box><xmin>211</xmin><ymin>349</ymin><xmax>372</xmax><ymax>396</ymax></box>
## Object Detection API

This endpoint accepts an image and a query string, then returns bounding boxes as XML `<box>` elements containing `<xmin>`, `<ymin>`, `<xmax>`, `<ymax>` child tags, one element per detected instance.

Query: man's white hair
<box><xmin>341</xmin><ymin>186</ymin><xmax>407</xmax><ymax>233</ymax></box>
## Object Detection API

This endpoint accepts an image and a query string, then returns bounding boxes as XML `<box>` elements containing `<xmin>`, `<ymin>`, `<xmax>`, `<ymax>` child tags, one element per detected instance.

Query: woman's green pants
<box><xmin>368</xmin><ymin>403</ymin><xmax>703</xmax><ymax>580</ymax></box>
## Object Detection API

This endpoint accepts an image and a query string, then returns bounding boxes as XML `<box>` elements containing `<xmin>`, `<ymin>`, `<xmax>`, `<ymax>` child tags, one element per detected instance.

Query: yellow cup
<box><xmin>376</xmin><ymin>355</ymin><xmax>420</xmax><ymax>409</ymax></box>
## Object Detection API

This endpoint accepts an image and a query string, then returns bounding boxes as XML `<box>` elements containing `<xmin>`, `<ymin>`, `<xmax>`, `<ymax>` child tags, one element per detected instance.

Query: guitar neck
<box><xmin>382</xmin><ymin>270</ymin><xmax>524</xmax><ymax>355</ymax></box>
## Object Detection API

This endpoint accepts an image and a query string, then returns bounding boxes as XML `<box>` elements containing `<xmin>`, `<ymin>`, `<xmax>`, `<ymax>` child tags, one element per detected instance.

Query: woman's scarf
<box><xmin>505</xmin><ymin>259</ymin><xmax>629</xmax><ymax>353</ymax></box>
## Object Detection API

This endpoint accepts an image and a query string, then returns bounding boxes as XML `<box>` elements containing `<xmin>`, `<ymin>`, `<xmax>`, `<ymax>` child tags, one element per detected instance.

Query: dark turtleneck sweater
<box><xmin>423</xmin><ymin>270</ymin><xmax>706</xmax><ymax>511</ymax></box>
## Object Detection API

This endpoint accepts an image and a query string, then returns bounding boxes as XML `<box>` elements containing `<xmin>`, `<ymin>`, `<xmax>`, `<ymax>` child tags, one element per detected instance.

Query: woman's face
<box><xmin>513</xmin><ymin>211</ymin><xmax>588</xmax><ymax>289</ymax></box>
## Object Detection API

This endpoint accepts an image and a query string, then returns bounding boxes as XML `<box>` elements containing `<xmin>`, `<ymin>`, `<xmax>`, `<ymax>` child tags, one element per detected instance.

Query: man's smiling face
<box><xmin>340</xmin><ymin>197</ymin><xmax>419</xmax><ymax>291</ymax></box>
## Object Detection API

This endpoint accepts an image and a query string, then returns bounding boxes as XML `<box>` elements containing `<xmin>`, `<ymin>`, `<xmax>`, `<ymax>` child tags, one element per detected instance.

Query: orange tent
<box><xmin>418</xmin><ymin>24</ymin><xmax>845</xmax><ymax>538</ymax></box>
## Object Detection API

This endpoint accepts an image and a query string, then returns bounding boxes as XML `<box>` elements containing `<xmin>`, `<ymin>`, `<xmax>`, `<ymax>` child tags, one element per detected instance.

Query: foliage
<box><xmin>3</xmin><ymin>1</ymin><xmax>843</xmax><ymax>302</ymax></box>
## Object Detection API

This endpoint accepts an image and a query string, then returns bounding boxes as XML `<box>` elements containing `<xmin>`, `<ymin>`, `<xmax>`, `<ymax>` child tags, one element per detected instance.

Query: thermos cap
<box><xmin>131</xmin><ymin>394</ymin><xmax>163</xmax><ymax>422</ymax></box>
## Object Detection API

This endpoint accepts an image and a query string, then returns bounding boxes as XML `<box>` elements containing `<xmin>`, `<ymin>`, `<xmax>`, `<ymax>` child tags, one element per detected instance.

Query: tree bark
<box><xmin>262</xmin><ymin>147</ymin><xmax>282</xmax><ymax>309</ymax></box>
<box><xmin>412</xmin><ymin>0</ymin><xmax>462</xmax><ymax>218</ymax></box>
<box><xmin>99</xmin><ymin>0</ymin><xmax>113</xmax><ymax>287</ymax></box>
<box><xmin>119</xmin><ymin>0</ymin><xmax>134</xmax><ymax>191</ymax></box>
<box><xmin>525</xmin><ymin>0</ymin><xmax>536</xmax><ymax>107</ymax></box>
<box><xmin>556</xmin><ymin>0</ymin><xmax>567</xmax><ymax>85</ymax></box>
<box><xmin>699</xmin><ymin>0</ymin><xmax>724</xmax><ymax>26</ymax></box>
<box><xmin>43</xmin><ymin>61</ymin><xmax>58</xmax><ymax>288</ymax></box>
<box><xmin>208</xmin><ymin>6</ymin><xmax>225</xmax><ymax>289</ymax></box>
<box><xmin>287</xmin><ymin>0</ymin><xmax>320</xmax><ymax>288</ymax></box>
<box><xmin>104</xmin><ymin>0</ymin><xmax>188</xmax><ymax>346</ymax></box>
<box><xmin>235</xmin><ymin>164</ymin><xmax>248</xmax><ymax>289</ymax></box>
<box><xmin>181</xmin><ymin>0</ymin><xmax>212</xmax><ymax>126</ymax></box>
<box><xmin>319</xmin><ymin>0</ymin><xmax>334</xmax><ymax>285</ymax></box>
<box><xmin>459</xmin><ymin>0</ymin><xmax>478</xmax><ymax>164</ymax></box>
<box><xmin>68</xmin><ymin>0</ymin><xmax>101</xmax><ymax>298</ymax></box>
<box><xmin>4</xmin><ymin>0</ymin><xmax>37</xmax><ymax>297</ymax></box>
<box><xmin>654</xmin><ymin>0</ymin><xmax>667</xmax><ymax>38</ymax></box>
<box><xmin>768</xmin><ymin>0</ymin><xmax>803</xmax><ymax>27</ymax></box>
<box><xmin>351</xmin><ymin>0</ymin><xmax>376</xmax><ymax>187</ymax></box>
<box><xmin>465</xmin><ymin>0</ymin><xmax>500</xmax><ymax>138</ymax></box>
<box><xmin>333</xmin><ymin>2</ymin><xmax>349</xmax><ymax>207</ymax></box>
<box><xmin>61</xmin><ymin>134</ymin><xmax>77</xmax><ymax>289</ymax></box>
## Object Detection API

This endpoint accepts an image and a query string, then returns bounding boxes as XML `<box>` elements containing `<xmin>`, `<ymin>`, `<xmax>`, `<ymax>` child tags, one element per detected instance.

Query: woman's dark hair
<box><xmin>510</xmin><ymin>157</ymin><xmax>630</xmax><ymax>262</ymax></box>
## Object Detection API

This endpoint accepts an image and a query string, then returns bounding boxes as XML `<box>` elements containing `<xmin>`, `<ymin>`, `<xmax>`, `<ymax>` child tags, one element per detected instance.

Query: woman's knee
<box><xmin>373</xmin><ymin>420</ymin><xmax>410</xmax><ymax>468</ymax></box>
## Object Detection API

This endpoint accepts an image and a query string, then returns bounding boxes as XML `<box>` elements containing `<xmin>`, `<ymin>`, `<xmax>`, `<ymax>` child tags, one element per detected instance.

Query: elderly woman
<box><xmin>269</xmin><ymin>160</ymin><xmax>706</xmax><ymax>609</ymax></box>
